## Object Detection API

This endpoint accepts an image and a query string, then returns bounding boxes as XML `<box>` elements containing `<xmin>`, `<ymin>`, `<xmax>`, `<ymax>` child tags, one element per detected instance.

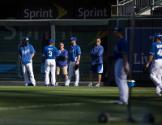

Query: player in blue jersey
<box><xmin>43</xmin><ymin>39</ymin><xmax>59</xmax><ymax>86</ymax></box>
<box><xmin>56</xmin><ymin>42</ymin><xmax>68</xmax><ymax>86</ymax></box>
<box><xmin>18</xmin><ymin>37</ymin><xmax>36</xmax><ymax>86</ymax></box>
<box><xmin>145</xmin><ymin>34</ymin><xmax>162</xmax><ymax>96</ymax></box>
<box><xmin>113</xmin><ymin>27</ymin><xmax>130</xmax><ymax>105</ymax></box>
<box><xmin>66</xmin><ymin>36</ymin><xmax>81</xmax><ymax>86</ymax></box>
<box><xmin>89</xmin><ymin>37</ymin><xmax>104</xmax><ymax>87</ymax></box>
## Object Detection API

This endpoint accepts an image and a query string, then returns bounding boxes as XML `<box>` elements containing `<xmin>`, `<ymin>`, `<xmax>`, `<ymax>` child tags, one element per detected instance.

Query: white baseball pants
<box><xmin>45</xmin><ymin>59</ymin><xmax>56</xmax><ymax>86</ymax></box>
<box><xmin>114</xmin><ymin>58</ymin><xmax>129</xmax><ymax>104</ymax></box>
<box><xmin>66</xmin><ymin>61</ymin><xmax>79</xmax><ymax>86</ymax></box>
<box><xmin>150</xmin><ymin>59</ymin><xmax>162</xmax><ymax>94</ymax></box>
<box><xmin>22</xmin><ymin>62</ymin><xmax>36</xmax><ymax>86</ymax></box>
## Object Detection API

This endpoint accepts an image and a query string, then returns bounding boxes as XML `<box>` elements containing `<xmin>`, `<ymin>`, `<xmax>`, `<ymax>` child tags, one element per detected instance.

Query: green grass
<box><xmin>0</xmin><ymin>86</ymin><xmax>161</xmax><ymax>125</ymax></box>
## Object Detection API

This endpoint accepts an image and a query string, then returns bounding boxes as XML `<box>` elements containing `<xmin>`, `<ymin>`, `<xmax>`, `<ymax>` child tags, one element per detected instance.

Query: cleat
<box><xmin>44</xmin><ymin>84</ymin><xmax>49</xmax><ymax>87</ymax></box>
<box><xmin>95</xmin><ymin>83</ymin><xmax>100</xmax><ymax>87</ymax></box>
<box><xmin>88</xmin><ymin>82</ymin><xmax>93</xmax><ymax>87</ymax></box>
<box><xmin>55</xmin><ymin>82</ymin><xmax>59</xmax><ymax>86</ymax></box>
<box><xmin>28</xmin><ymin>83</ymin><xmax>34</xmax><ymax>86</ymax></box>
<box><xmin>51</xmin><ymin>84</ymin><xmax>55</xmax><ymax>87</ymax></box>
<box><xmin>156</xmin><ymin>92</ymin><xmax>161</xmax><ymax>96</ymax></box>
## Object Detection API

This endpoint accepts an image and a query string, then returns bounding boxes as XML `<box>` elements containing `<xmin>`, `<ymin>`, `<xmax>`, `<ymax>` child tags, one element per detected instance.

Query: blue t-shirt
<box><xmin>56</xmin><ymin>49</ymin><xmax>68</xmax><ymax>67</ymax></box>
<box><xmin>149</xmin><ymin>41</ymin><xmax>162</xmax><ymax>59</ymax></box>
<box><xmin>69</xmin><ymin>45</ymin><xmax>81</xmax><ymax>62</ymax></box>
<box><xmin>19</xmin><ymin>44</ymin><xmax>35</xmax><ymax>64</ymax></box>
<box><xmin>113</xmin><ymin>38</ymin><xmax>128</xmax><ymax>60</ymax></box>
<box><xmin>43</xmin><ymin>45</ymin><xmax>59</xmax><ymax>59</ymax></box>
<box><xmin>90</xmin><ymin>45</ymin><xmax>104</xmax><ymax>65</ymax></box>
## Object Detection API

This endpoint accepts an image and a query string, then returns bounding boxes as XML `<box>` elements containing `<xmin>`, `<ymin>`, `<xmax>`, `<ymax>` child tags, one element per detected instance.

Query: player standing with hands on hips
<box><xmin>89</xmin><ymin>37</ymin><xmax>104</xmax><ymax>87</ymax></box>
<box><xmin>145</xmin><ymin>34</ymin><xmax>162</xmax><ymax>96</ymax></box>
<box><xmin>43</xmin><ymin>39</ymin><xmax>59</xmax><ymax>86</ymax></box>
<box><xmin>66</xmin><ymin>36</ymin><xmax>81</xmax><ymax>86</ymax></box>
<box><xmin>113</xmin><ymin>27</ymin><xmax>130</xmax><ymax>105</ymax></box>
<box><xmin>18</xmin><ymin>37</ymin><xmax>36</xmax><ymax>86</ymax></box>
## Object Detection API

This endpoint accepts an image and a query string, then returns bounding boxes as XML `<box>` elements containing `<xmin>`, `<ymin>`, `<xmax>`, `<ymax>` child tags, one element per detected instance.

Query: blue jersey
<box><xmin>56</xmin><ymin>49</ymin><xmax>68</xmax><ymax>67</ymax></box>
<box><xmin>43</xmin><ymin>45</ymin><xmax>59</xmax><ymax>59</ymax></box>
<box><xmin>69</xmin><ymin>45</ymin><xmax>81</xmax><ymax>62</ymax></box>
<box><xmin>90</xmin><ymin>45</ymin><xmax>104</xmax><ymax>65</ymax></box>
<box><xmin>19</xmin><ymin>44</ymin><xmax>35</xmax><ymax>64</ymax></box>
<box><xmin>113</xmin><ymin>38</ymin><xmax>128</xmax><ymax>60</ymax></box>
<box><xmin>150</xmin><ymin>41</ymin><xmax>162</xmax><ymax>59</ymax></box>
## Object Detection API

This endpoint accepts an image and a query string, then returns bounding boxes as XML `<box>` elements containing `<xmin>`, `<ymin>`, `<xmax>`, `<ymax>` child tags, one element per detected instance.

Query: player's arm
<box><xmin>30</xmin><ymin>45</ymin><xmax>36</xmax><ymax>59</ymax></box>
<box><xmin>65</xmin><ymin>50</ymin><xmax>68</xmax><ymax>60</ymax></box>
<box><xmin>146</xmin><ymin>43</ymin><xmax>155</xmax><ymax>68</ymax></box>
<box><xmin>146</xmin><ymin>55</ymin><xmax>153</xmax><ymax>68</ymax></box>
<box><xmin>122</xmin><ymin>41</ymin><xmax>129</xmax><ymax>74</ymax></box>
<box><xmin>97</xmin><ymin>47</ymin><xmax>104</xmax><ymax>56</ymax></box>
<box><xmin>18</xmin><ymin>47</ymin><xmax>22</xmax><ymax>61</ymax></box>
<box><xmin>76</xmin><ymin>46</ymin><xmax>81</xmax><ymax>65</ymax></box>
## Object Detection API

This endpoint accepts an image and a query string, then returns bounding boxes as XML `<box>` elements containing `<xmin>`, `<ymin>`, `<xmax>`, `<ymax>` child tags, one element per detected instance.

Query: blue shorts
<box><xmin>91</xmin><ymin>64</ymin><xmax>103</xmax><ymax>74</ymax></box>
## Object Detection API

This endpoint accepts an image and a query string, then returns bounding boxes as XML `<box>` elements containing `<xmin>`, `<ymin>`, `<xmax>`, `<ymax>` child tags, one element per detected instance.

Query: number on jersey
<box><xmin>157</xmin><ymin>49</ymin><xmax>162</xmax><ymax>56</ymax></box>
<box><xmin>48</xmin><ymin>51</ymin><xmax>53</xmax><ymax>57</ymax></box>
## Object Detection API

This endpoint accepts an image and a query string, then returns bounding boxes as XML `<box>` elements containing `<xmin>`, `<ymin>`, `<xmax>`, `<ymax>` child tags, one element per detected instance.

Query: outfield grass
<box><xmin>0</xmin><ymin>86</ymin><xmax>161</xmax><ymax>125</ymax></box>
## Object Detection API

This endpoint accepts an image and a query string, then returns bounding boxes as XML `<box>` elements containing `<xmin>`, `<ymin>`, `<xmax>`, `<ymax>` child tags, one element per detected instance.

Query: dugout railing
<box><xmin>0</xmin><ymin>18</ymin><xmax>162</xmax><ymax>86</ymax></box>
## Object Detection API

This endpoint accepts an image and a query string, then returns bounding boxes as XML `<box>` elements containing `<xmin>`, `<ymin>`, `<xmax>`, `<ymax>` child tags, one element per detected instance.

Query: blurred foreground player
<box><xmin>18</xmin><ymin>37</ymin><xmax>36</xmax><ymax>86</ymax></box>
<box><xmin>145</xmin><ymin>34</ymin><xmax>162</xmax><ymax>96</ymax></box>
<box><xmin>113</xmin><ymin>27</ymin><xmax>130</xmax><ymax>104</ymax></box>
<box><xmin>89</xmin><ymin>37</ymin><xmax>104</xmax><ymax>87</ymax></box>
<box><xmin>56</xmin><ymin>42</ymin><xmax>69</xmax><ymax>86</ymax></box>
<box><xmin>43</xmin><ymin>39</ymin><xmax>59</xmax><ymax>86</ymax></box>
<box><xmin>66</xmin><ymin>36</ymin><xmax>81</xmax><ymax>86</ymax></box>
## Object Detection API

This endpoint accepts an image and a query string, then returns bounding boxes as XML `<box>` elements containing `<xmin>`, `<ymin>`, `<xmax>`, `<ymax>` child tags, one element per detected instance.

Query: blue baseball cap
<box><xmin>48</xmin><ymin>39</ymin><xmax>55</xmax><ymax>43</ymax></box>
<box><xmin>70</xmin><ymin>36</ymin><xmax>77</xmax><ymax>41</ymax></box>
<box><xmin>23</xmin><ymin>37</ymin><xmax>29</xmax><ymax>41</ymax></box>
<box><xmin>154</xmin><ymin>33</ymin><xmax>162</xmax><ymax>39</ymax></box>
<box><xmin>114</xmin><ymin>27</ymin><xmax>123</xmax><ymax>33</ymax></box>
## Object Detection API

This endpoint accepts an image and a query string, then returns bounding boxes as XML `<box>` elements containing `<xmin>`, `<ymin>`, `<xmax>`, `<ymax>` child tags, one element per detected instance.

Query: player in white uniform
<box><xmin>113</xmin><ymin>27</ymin><xmax>130</xmax><ymax>105</ymax></box>
<box><xmin>18</xmin><ymin>37</ymin><xmax>36</xmax><ymax>86</ymax></box>
<box><xmin>66</xmin><ymin>36</ymin><xmax>81</xmax><ymax>86</ymax></box>
<box><xmin>43</xmin><ymin>39</ymin><xmax>59</xmax><ymax>86</ymax></box>
<box><xmin>145</xmin><ymin>34</ymin><xmax>162</xmax><ymax>96</ymax></box>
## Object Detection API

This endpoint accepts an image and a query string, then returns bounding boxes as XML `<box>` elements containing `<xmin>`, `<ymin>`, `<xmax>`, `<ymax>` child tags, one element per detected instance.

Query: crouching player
<box><xmin>56</xmin><ymin>42</ymin><xmax>69</xmax><ymax>86</ymax></box>
<box><xmin>89</xmin><ymin>37</ymin><xmax>104</xmax><ymax>87</ymax></box>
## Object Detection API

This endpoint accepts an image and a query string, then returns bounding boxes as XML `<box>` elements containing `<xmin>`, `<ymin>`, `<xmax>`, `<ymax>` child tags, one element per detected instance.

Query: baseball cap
<box><xmin>48</xmin><ymin>39</ymin><xmax>55</xmax><ymax>43</ymax></box>
<box><xmin>154</xmin><ymin>33</ymin><xmax>162</xmax><ymax>39</ymax></box>
<box><xmin>22</xmin><ymin>37</ymin><xmax>29</xmax><ymax>41</ymax></box>
<box><xmin>70</xmin><ymin>36</ymin><xmax>77</xmax><ymax>41</ymax></box>
<box><xmin>114</xmin><ymin>27</ymin><xmax>123</xmax><ymax>33</ymax></box>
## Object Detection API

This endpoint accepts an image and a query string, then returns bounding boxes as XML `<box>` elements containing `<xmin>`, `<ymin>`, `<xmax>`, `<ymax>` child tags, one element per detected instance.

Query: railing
<box><xmin>111</xmin><ymin>0</ymin><xmax>162</xmax><ymax>16</ymax></box>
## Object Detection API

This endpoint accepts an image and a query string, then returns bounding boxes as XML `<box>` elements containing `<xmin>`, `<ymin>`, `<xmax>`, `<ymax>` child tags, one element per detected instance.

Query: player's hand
<box><xmin>75</xmin><ymin>60</ymin><xmax>80</xmax><ymax>65</ymax></box>
<box><xmin>124</xmin><ymin>63</ymin><xmax>130</xmax><ymax>75</ymax></box>
<box><xmin>143</xmin><ymin>63</ymin><xmax>149</xmax><ymax>74</ymax></box>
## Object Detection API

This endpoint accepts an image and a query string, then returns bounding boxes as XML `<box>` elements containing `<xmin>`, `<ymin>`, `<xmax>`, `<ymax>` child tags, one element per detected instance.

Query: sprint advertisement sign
<box><xmin>19</xmin><ymin>0</ymin><xmax>111</xmax><ymax>19</ymax></box>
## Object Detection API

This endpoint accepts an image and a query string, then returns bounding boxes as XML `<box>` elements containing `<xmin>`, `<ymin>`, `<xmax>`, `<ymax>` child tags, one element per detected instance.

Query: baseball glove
<box><xmin>74</xmin><ymin>64</ymin><xmax>79</xmax><ymax>70</ymax></box>
<box><xmin>143</xmin><ymin>64</ymin><xmax>149</xmax><ymax>74</ymax></box>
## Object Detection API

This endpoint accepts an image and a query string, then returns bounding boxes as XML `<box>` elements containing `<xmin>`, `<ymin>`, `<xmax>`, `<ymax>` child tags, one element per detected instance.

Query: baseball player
<box><xmin>43</xmin><ymin>39</ymin><xmax>59</xmax><ymax>86</ymax></box>
<box><xmin>66</xmin><ymin>36</ymin><xmax>81</xmax><ymax>86</ymax></box>
<box><xmin>113</xmin><ymin>27</ymin><xmax>130</xmax><ymax>105</ymax></box>
<box><xmin>56</xmin><ymin>42</ymin><xmax>68</xmax><ymax>86</ymax></box>
<box><xmin>89</xmin><ymin>37</ymin><xmax>104</xmax><ymax>87</ymax></box>
<box><xmin>18</xmin><ymin>37</ymin><xmax>36</xmax><ymax>86</ymax></box>
<box><xmin>145</xmin><ymin>33</ymin><xmax>162</xmax><ymax>96</ymax></box>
